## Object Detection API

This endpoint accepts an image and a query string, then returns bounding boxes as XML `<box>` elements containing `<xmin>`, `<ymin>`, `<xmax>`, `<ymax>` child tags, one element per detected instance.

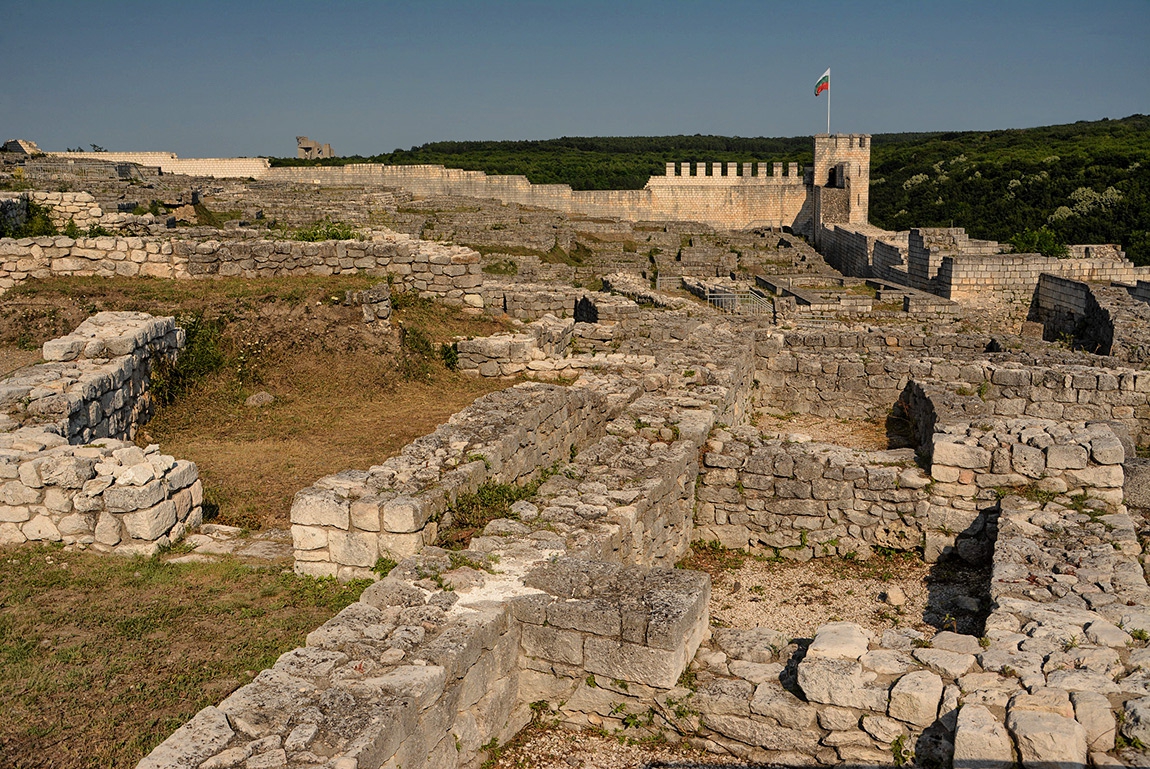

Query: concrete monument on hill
<box><xmin>296</xmin><ymin>136</ymin><xmax>334</xmax><ymax>160</ymax></box>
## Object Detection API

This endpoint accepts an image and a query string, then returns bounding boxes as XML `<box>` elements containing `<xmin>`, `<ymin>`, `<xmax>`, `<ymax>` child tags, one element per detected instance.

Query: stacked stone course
<box><xmin>0</xmin><ymin>312</ymin><xmax>202</xmax><ymax>554</ymax></box>
<box><xmin>0</xmin><ymin>229</ymin><xmax>486</xmax><ymax>306</ymax></box>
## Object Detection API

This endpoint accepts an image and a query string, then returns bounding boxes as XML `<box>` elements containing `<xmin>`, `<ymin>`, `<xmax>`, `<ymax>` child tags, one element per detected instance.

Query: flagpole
<box><xmin>827</xmin><ymin>68</ymin><xmax>831</xmax><ymax>134</ymax></box>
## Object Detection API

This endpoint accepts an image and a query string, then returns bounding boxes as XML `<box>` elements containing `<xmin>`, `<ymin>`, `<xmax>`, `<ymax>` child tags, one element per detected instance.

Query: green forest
<box><xmin>271</xmin><ymin>115</ymin><xmax>1150</xmax><ymax>263</ymax></box>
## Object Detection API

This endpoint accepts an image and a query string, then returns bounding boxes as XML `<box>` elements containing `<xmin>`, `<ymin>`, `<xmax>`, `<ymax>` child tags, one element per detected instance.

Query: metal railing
<box><xmin>655</xmin><ymin>274</ymin><xmax>683</xmax><ymax>291</ymax></box>
<box><xmin>705</xmin><ymin>288</ymin><xmax>772</xmax><ymax>315</ymax></box>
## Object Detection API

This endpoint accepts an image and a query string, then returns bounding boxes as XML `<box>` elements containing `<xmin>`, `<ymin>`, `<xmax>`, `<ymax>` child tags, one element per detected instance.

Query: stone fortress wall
<box><xmin>0</xmin><ymin>313</ymin><xmax>203</xmax><ymax>556</ymax></box>
<box><xmin>43</xmin><ymin>151</ymin><xmax>272</xmax><ymax>180</ymax></box>
<box><xmin>7</xmin><ymin>132</ymin><xmax>1149</xmax><ymax>767</ymax></box>
<box><xmin>41</xmin><ymin>134</ymin><xmax>872</xmax><ymax>232</ymax></box>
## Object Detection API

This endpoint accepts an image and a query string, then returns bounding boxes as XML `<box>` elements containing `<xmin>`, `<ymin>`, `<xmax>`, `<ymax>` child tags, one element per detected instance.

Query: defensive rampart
<box><xmin>45</xmin><ymin>151</ymin><xmax>271</xmax><ymax>179</ymax></box>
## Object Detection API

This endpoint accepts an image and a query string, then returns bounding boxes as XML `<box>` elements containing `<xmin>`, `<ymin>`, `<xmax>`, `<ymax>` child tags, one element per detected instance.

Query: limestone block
<box><xmin>378</xmin><ymin>530</ymin><xmax>424</xmax><ymax>558</ymax></box>
<box><xmin>290</xmin><ymin>488</ymin><xmax>349</xmax><ymax>530</ymax></box>
<box><xmin>1121</xmin><ymin>696</ymin><xmax>1150</xmax><ymax>747</ymax></box>
<box><xmin>796</xmin><ymin>657</ymin><xmax>888</xmax><ymax>711</ymax></box>
<box><xmin>292</xmin><ymin>525</ymin><xmax>327</xmax><ymax>551</ymax></box>
<box><xmin>806</xmin><ymin>622</ymin><xmax>870</xmax><ymax>660</ymax></box>
<box><xmin>23</xmin><ymin>514</ymin><xmax>62</xmax><ymax>541</ymax></box>
<box><xmin>382</xmin><ymin>495</ymin><xmax>432</xmax><ymax>533</ymax></box>
<box><xmin>166</xmin><ymin>459</ymin><xmax>198</xmax><ymax>491</ymax></box>
<box><xmin>913</xmin><ymin>647</ymin><xmax>976</xmax><ymax>678</ymax></box>
<box><xmin>1071</xmin><ymin>691</ymin><xmax>1115</xmax><ymax>752</ymax></box>
<box><xmin>95</xmin><ymin>512</ymin><xmax>122</xmax><ymax>546</ymax></box>
<box><xmin>1064</xmin><ymin>465</ymin><xmax>1123</xmax><ymax>488</ymax></box>
<box><xmin>1089</xmin><ymin>433</ymin><xmax>1125</xmax><ymax>464</ymax></box>
<box><xmin>932</xmin><ymin>439</ymin><xmax>990</xmax><ymax>469</ymax></box>
<box><xmin>1</xmin><ymin>481</ymin><xmax>41</xmax><ymax>506</ymax></box>
<box><xmin>327</xmin><ymin>530</ymin><xmax>378</xmax><ymax>568</ymax></box>
<box><xmin>137</xmin><ymin>706</ymin><xmax>235</xmax><ymax>769</ymax></box>
<box><xmin>888</xmin><ymin>669</ymin><xmax>943</xmax><ymax>727</ymax></box>
<box><xmin>0</xmin><ymin>522</ymin><xmax>27</xmax><ymax>545</ymax></box>
<box><xmin>350</xmin><ymin>495</ymin><xmax>384</xmax><ymax>532</ymax></box>
<box><xmin>699</xmin><ymin>713</ymin><xmax>821</xmax><ymax>753</ymax></box>
<box><xmin>57</xmin><ymin>512</ymin><xmax>92</xmax><ymax>537</ymax></box>
<box><xmin>1046</xmin><ymin>445</ymin><xmax>1088</xmax><ymax>470</ymax></box>
<box><xmin>583</xmin><ymin>635</ymin><xmax>689</xmax><ymax>689</ymax></box>
<box><xmin>1005</xmin><ymin>709</ymin><xmax>1087</xmax><ymax>769</ymax></box>
<box><xmin>369</xmin><ymin>664</ymin><xmax>447</xmax><ymax>712</ymax></box>
<box><xmin>0</xmin><ymin>505</ymin><xmax>30</xmax><ymax>522</ymax></box>
<box><xmin>750</xmin><ymin>681</ymin><xmax>817</xmax><ymax>729</ymax></box>
<box><xmin>521</xmin><ymin>624</ymin><xmax>584</xmax><ymax>666</ymax></box>
<box><xmin>123</xmin><ymin>500</ymin><xmax>176</xmax><ymax>541</ymax></box>
<box><xmin>953</xmin><ymin>704</ymin><xmax>1014</xmax><ymax>769</ymax></box>
<box><xmin>103</xmin><ymin>479</ymin><xmax>165</xmax><ymax>513</ymax></box>
<box><xmin>546</xmin><ymin>599</ymin><xmax>621</xmax><ymax>637</ymax></box>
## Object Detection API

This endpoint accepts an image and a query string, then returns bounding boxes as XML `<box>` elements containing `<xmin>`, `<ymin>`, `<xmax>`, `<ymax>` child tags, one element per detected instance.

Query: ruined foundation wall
<box><xmin>938</xmin><ymin>253</ymin><xmax>1148</xmax><ymax>305</ymax></box>
<box><xmin>0</xmin><ymin>313</ymin><xmax>202</xmax><ymax>555</ymax></box>
<box><xmin>0</xmin><ymin>231</ymin><xmax>485</xmax><ymax>305</ymax></box>
<box><xmin>1035</xmin><ymin>274</ymin><xmax>1150</xmax><ymax>363</ymax></box>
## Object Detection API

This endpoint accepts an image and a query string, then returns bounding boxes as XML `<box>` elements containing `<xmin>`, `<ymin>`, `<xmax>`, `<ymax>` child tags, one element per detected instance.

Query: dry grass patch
<box><xmin>0</xmin><ymin>276</ymin><xmax>519</xmax><ymax>530</ymax></box>
<box><xmin>0</xmin><ymin>543</ymin><xmax>368</xmax><ymax>769</ymax></box>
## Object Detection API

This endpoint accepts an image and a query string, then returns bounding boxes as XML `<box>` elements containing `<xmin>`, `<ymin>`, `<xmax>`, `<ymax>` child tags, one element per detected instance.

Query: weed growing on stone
<box><xmin>291</xmin><ymin>217</ymin><xmax>360</xmax><ymax>242</ymax></box>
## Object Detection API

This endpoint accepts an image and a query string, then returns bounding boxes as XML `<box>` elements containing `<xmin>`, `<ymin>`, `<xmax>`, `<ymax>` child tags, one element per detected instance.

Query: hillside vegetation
<box><xmin>271</xmin><ymin>115</ymin><xmax>1150</xmax><ymax>263</ymax></box>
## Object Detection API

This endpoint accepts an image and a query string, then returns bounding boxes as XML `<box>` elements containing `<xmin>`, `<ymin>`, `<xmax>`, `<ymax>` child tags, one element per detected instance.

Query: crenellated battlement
<box><xmin>652</xmin><ymin>160</ymin><xmax>804</xmax><ymax>183</ymax></box>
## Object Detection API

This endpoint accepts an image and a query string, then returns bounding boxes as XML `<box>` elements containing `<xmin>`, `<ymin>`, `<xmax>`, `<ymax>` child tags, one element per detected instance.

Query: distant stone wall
<box><xmin>267</xmin><ymin>163</ymin><xmax>811</xmax><ymax>231</ymax></box>
<box><xmin>45</xmin><ymin>151</ymin><xmax>271</xmax><ymax>179</ymax></box>
<box><xmin>0</xmin><ymin>312</ymin><xmax>202</xmax><ymax>555</ymax></box>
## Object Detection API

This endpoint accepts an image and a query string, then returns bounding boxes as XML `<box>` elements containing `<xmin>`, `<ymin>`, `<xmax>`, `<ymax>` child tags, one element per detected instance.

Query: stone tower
<box><xmin>812</xmin><ymin>133</ymin><xmax>871</xmax><ymax>227</ymax></box>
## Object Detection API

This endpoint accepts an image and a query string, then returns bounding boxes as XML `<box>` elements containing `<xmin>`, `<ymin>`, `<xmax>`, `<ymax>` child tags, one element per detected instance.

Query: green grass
<box><xmin>0</xmin><ymin>543</ymin><xmax>369</xmax><ymax>768</ymax></box>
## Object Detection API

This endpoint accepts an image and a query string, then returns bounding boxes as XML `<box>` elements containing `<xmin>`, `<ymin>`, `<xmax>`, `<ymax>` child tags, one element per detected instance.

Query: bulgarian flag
<box><xmin>814</xmin><ymin>68</ymin><xmax>830</xmax><ymax>96</ymax></box>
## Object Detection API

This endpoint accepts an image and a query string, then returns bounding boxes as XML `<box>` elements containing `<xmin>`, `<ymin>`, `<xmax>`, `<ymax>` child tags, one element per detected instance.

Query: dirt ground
<box><xmin>0</xmin><ymin>276</ymin><xmax>517</xmax><ymax>530</ymax></box>
<box><xmin>753</xmin><ymin>410</ymin><xmax>891</xmax><ymax>450</ymax></box>
<box><xmin>0</xmin><ymin>347</ymin><xmax>40</xmax><ymax>378</ymax></box>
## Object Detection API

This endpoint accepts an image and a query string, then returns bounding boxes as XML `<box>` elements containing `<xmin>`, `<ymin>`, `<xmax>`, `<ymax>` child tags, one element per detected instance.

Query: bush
<box><xmin>150</xmin><ymin>313</ymin><xmax>227</xmax><ymax>404</ymax></box>
<box><xmin>0</xmin><ymin>201</ymin><xmax>58</xmax><ymax>239</ymax></box>
<box><xmin>293</xmin><ymin>218</ymin><xmax>360</xmax><ymax>242</ymax></box>
<box><xmin>1008</xmin><ymin>226</ymin><xmax>1069</xmax><ymax>258</ymax></box>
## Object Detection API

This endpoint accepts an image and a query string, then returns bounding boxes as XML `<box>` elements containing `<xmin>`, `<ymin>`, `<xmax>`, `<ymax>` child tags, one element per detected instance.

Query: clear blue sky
<box><xmin>2</xmin><ymin>0</ymin><xmax>1147</xmax><ymax>157</ymax></box>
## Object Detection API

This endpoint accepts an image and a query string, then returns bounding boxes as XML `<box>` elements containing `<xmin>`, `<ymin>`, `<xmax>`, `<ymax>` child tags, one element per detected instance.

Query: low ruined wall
<box><xmin>938</xmin><ymin>252</ymin><xmax>1147</xmax><ymax>305</ymax></box>
<box><xmin>0</xmin><ymin>230</ymin><xmax>485</xmax><ymax>306</ymax></box>
<box><xmin>0</xmin><ymin>312</ymin><xmax>201</xmax><ymax>554</ymax></box>
<box><xmin>30</xmin><ymin>191</ymin><xmax>106</xmax><ymax>229</ymax></box>
<box><xmin>290</xmin><ymin>381</ymin><xmax>628</xmax><ymax>580</ymax></box>
<box><xmin>2</xmin><ymin>312</ymin><xmax>184</xmax><ymax>442</ymax></box>
<box><xmin>1035</xmin><ymin>274</ymin><xmax>1150</xmax><ymax>363</ymax></box>
<box><xmin>455</xmin><ymin>315</ymin><xmax>574</xmax><ymax>376</ymax></box>
<box><xmin>0</xmin><ymin>436</ymin><xmax>202</xmax><ymax>555</ymax></box>
<box><xmin>694</xmin><ymin>428</ymin><xmax>931</xmax><ymax>558</ymax></box>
